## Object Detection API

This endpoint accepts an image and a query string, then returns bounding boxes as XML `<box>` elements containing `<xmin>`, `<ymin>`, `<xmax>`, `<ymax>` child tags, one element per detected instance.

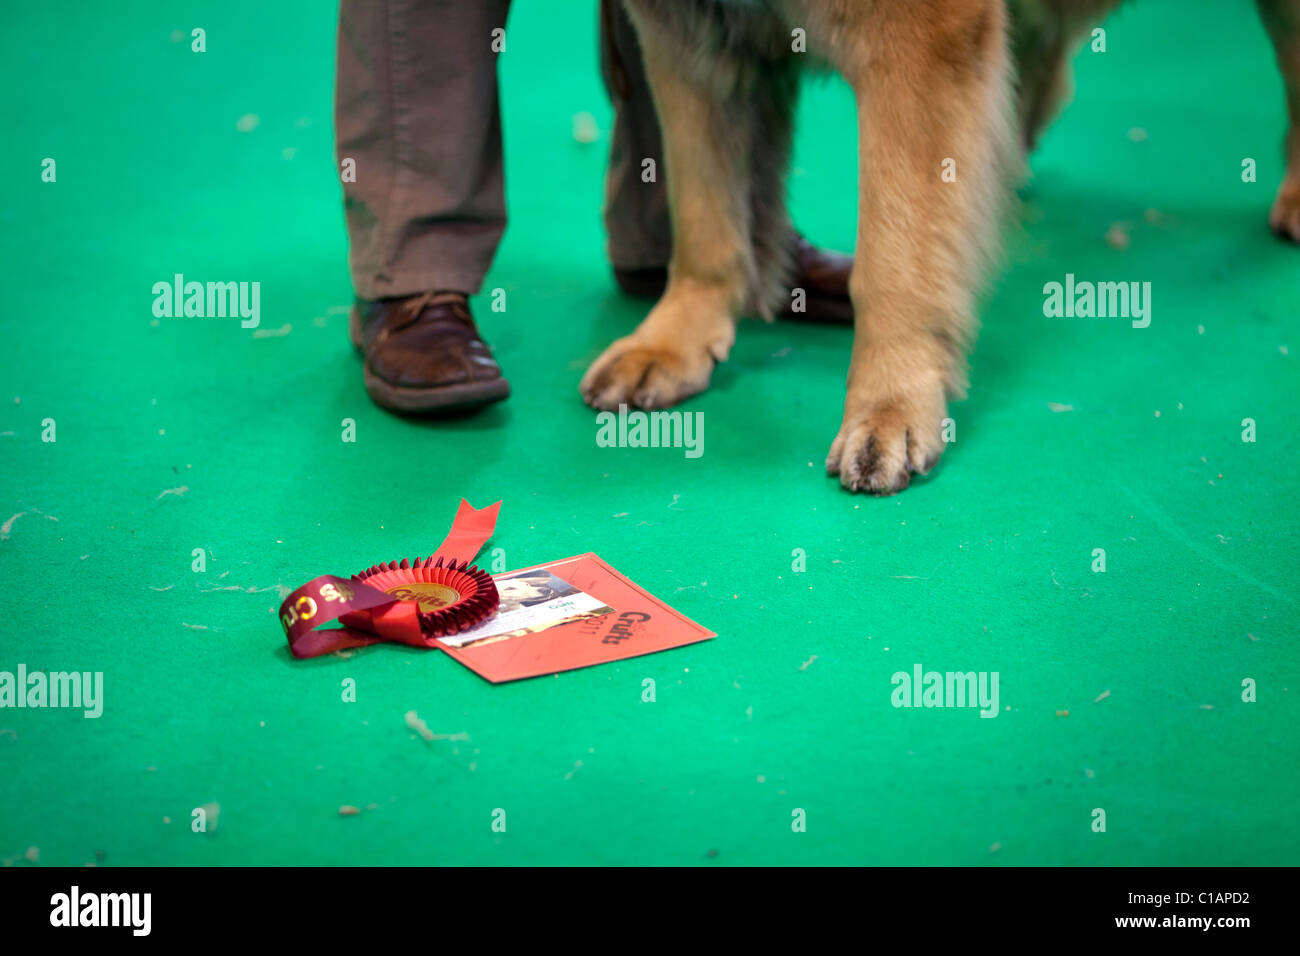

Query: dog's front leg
<box><xmin>581</xmin><ymin>11</ymin><xmax>750</xmax><ymax>411</ymax></box>
<box><xmin>1258</xmin><ymin>0</ymin><xmax>1300</xmax><ymax>241</ymax></box>
<box><xmin>825</xmin><ymin>1</ymin><xmax>1014</xmax><ymax>494</ymax></box>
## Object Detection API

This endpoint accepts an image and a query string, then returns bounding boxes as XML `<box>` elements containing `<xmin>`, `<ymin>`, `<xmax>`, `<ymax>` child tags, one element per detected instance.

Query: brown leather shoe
<box><xmin>611</xmin><ymin>235</ymin><xmax>855</xmax><ymax>323</ymax></box>
<box><xmin>349</xmin><ymin>292</ymin><xmax>510</xmax><ymax>413</ymax></box>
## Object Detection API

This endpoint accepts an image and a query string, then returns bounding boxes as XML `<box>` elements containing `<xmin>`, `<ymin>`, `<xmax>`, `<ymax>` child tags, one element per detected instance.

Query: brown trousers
<box><xmin>335</xmin><ymin>0</ymin><xmax>670</xmax><ymax>300</ymax></box>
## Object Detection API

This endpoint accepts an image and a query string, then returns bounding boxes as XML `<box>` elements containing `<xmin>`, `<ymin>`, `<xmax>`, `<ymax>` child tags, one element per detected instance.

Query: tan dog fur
<box><xmin>582</xmin><ymin>0</ymin><xmax>1298</xmax><ymax>495</ymax></box>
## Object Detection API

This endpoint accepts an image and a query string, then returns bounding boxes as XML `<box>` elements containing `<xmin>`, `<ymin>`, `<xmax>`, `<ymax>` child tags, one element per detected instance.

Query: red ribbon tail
<box><xmin>432</xmin><ymin>499</ymin><xmax>500</xmax><ymax>566</ymax></box>
<box><xmin>288</xmin><ymin>627</ymin><xmax>383</xmax><ymax>659</ymax></box>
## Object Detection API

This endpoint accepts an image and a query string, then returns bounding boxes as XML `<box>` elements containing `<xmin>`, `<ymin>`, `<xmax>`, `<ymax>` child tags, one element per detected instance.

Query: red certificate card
<box><xmin>435</xmin><ymin>553</ymin><xmax>715</xmax><ymax>683</ymax></box>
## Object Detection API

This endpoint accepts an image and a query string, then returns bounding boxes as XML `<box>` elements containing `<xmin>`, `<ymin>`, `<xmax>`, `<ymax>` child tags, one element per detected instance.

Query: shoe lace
<box><xmin>391</xmin><ymin>292</ymin><xmax>472</xmax><ymax>333</ymax></box>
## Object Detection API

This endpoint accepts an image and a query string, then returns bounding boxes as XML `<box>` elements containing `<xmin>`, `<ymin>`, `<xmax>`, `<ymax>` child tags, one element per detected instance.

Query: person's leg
<box><xmin>336</xmin><ymin>0</ymin><xmax>513</xmax><ymax>413</ymax></box>
<box><xmin>336</xmin><ymin>0</ymin><xmax>512</xmax><ymax>299</ymax></box>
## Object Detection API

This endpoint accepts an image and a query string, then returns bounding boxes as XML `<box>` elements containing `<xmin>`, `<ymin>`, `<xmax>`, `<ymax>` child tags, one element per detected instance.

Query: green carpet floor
<box><xmin>1</xmin><ymin>0</ymin><xmax>1295</xmax><ymax>866</ymax></box>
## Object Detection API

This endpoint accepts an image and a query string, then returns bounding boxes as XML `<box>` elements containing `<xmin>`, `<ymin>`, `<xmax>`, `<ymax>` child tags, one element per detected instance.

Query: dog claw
<box><xmin>827</xmin><ymin>398</ymin><xmax>945</xmax><ymax>496</ymax></box>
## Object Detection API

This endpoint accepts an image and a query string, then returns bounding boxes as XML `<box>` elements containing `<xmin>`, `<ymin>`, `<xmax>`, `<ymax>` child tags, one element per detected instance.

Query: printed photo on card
<box><xmin>439</xmin><ymin>566</ymin><xmax>614</xmax><ymax>648</ymax></box>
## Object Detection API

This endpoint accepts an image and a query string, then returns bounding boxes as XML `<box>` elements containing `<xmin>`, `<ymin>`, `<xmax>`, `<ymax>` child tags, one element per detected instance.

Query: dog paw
<box><xmin>580</xmin><ymin>336</ymin><xmax>716</xmax><ymax>410</ymax></box>
<box><xmin>1269</xmin><ymin>181</ymin><xmax>1300</xmax><ymax>243</ymax></box>
<box><xmin>825</xmin><ymin>392</ymin><xmax>946</xmax><ymax>495</ymax></box>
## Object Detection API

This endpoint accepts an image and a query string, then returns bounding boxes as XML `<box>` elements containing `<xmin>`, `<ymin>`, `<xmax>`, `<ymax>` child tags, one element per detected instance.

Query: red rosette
<box><xmin>345</xmin><ymin>555</ymin><xmax>499</xmax><ymax>639</ymax></box>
